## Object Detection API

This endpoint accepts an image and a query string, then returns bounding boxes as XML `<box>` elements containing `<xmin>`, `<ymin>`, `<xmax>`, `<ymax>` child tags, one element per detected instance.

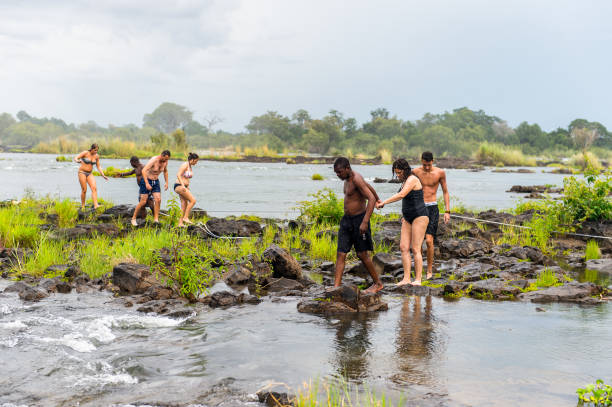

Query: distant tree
<box><xmin>571</xmin><ymin>127</ymin><xmax>598</xmax><ymax>153</ymax></box>
<box><xmin>327</xmin><ymin>109</ymin><xmax>344</xmax><ymax>128</ymax></box>
<box><xmin>0</xmin><ymin>113</ymin><xmax>16</xmax><ymax>135</ymax></box>
<box><xmin>246</xmin><ymin>111</ymin><xmax>293</xmax><ymax>142</ymax></box>
<box><xmin>16</xmin><ymin>110</ymin><xmax>32</xmax><ymax>122</ymax></box>
<box><xmin>143</xmin><ymin>102</ymin><xmax>193</xmax><ymax>133</ymax></box>
<box><xmin>343</xmin><ymin>117</ymin><xmax>358</xmax><ymax>138</ymax></box>
<box><xmin>202</xmin><ymin>113</ymin><xmax>224</xmax><ymax>132</ymax></box>
<box><xmin>171</xmin><ymin>128</ymin><xmax>188</xmax><ymax>151</ymax></box>
<box><xmin>370</xmin><ymin>108</ymin><xmax>389</xmax><ymax>120</ymax></box>
<box><xmin>291</xmin><ymin>109</ymin><xmax>311</xmax><ymax>129</ymax></box>
<box><xmin>150</xmin><ymin>132</ymin><xmax>171</xmax><ymax>150</ymax></box>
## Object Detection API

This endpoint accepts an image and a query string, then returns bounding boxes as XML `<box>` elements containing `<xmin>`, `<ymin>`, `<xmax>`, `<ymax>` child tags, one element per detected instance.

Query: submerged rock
<box><xmin>206</xmin><ymin>290</ymin><xmax>261</xmax><ymax>308</ymax></box>
<box><xmin>585</xmin><ymin>258</ymin><xmax>612</xmax><ymax>274</ymax></box>
<box><xmin>5</xmin><ymin>281</ymin><xmax>49</xmax><ymax>301</ymax></box>
<box><xmin>297</xmin><ymin>284</ymin><xmax>388</xmax><ymax>314</ymax></box>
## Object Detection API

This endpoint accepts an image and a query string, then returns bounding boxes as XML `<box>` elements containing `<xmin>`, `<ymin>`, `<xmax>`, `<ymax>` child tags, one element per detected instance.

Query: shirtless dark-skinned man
<box><xmin>114</xmin><ymin>156</ymin><xmax>154</xmax><ymax>219</ymax></box>
<box><xmin>411</xmin><ymin>151</ymin><xmax>450</xmax><ymax>279</ymax></box>
<box><xmin>333</xmin><ymin>157</ymin><xmax>384</xmax><ymax>293</ymax></box>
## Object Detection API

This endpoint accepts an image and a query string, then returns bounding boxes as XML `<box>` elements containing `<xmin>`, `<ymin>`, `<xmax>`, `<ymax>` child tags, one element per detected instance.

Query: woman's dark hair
<box><xmin>188</xmin><ymin>152</ymin><xmax>199</xmax><ymax>161</ymax></box>
<box><xmin>392</xmin><ymin>158</ymin><xmax>412</xmax><ymax>181</ymax></box>
<box><xmin>89</xmin><ymin>143</ymin><xmax>99</xmax><ymax>151</ymax></box>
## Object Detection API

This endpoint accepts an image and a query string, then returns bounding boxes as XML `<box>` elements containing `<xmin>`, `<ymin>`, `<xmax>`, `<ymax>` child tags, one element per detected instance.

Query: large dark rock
<box><xmin>100</xmin><ymin>205</ymin><xmax>136</xmax><ymax>219</ymax></box>
<box><xmin>257</xmin><ymin>387</ymin><xmax>294</xmax><ymax>407</ymax></box>
<box><xmin>508</xmin><ymin>185</ymin><xmax>562</xmax><ymax>194</ymax></box>
<box><xmin>206</xmin><ymin>218</ymin><xmax>261</xmax><ymax>237</ymax></box>
<box><xmin>266</xmin><ymin>277</ymin><xmax>305</xmax><ymax>292</ymax></box>
<box><xmin>4</xmin><ymin>281</ymin><xmax>31</xmax><ymax>294</ymax></box>
<box><xmin>207</xmin><ymin>291</ymin><xmax>261</xmax><ymax>308</ymax></box>
<box><xmin>5</xmin><ymin>282</ymin><xmax>49</xmax><ymax>301</ymax></box>
<box><xmin>324</xmin><ymin>284</ymin><xmax>360</xmax><ymax>309</ymax></box>
<box><xmin>575</xmin><ymin>221</ymin><xmax>612</xmax><ymax>250</ymax></box>
<box><xmin>518</xmin><ymin>282</ymin><xmax>604</xmax><ymax>303</ymax></box>
<box><xmin>262</xmin><ymin>244</ymin><xmax>303</xmax><ymax>280</ymax></box>
<box><xmin>50</xmin><ymin>224</ymin><xmax>120</xmax><ymax>240</ymax></box>
<box><xmin>373</xmin><ymin>220</ymin><xmax>401</xmax><ymax>249</ymax></box>
<box><xmin>112</xmin><ymin>263</ymin><xmax>155</xmax><ymax>294</ymax></box>
<box><xmin>372</xmin><ymin>252</ymin><xmax>402</xmax><ymax>275</ymax></box>
<box><xmin>457</xmin><ymin>262</ymin><xmax>496</xmax><ymax>281</ymax></box>
<box><xmin>0</xmin><ymin>248</ymin><xmax>28</xmax><ymax>264</ymax></box>
<box><xmin>224</xmin><ymin>265</ymin><xmax>252</xmax><ymax>286</ymax></box>
<box><xmin>440</xmin><ymin>238</ymin><xmax>490</xmax><ymax>258</ymax></box>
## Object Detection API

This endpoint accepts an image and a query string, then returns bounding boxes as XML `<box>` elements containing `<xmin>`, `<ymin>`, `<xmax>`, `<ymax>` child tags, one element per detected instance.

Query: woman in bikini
<box><xmin>376</xmin><ymin>158</ymin><xmax>429</xmax><ymax>286</ymax></box>
<box><xmin>173</xmin><ymin>152</ymin><xmax>199</xmax><ymax>227</ymax></box>
<box><xmin>74</xmin><ymin>143</ymin><xmax>108</xmax><ymax>210</ymax></box>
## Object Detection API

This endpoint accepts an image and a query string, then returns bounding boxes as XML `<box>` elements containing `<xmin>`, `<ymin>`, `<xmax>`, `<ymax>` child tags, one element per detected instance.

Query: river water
<box><xmin>0</xmin><ymin>153</ymin><xmax>569</xmax><ymax>217</ymax></box>
<box><xmin>1</xmin><ymin>153</ymin><xmax>609</xmax><ymax>406</ymax></box>
<box><xmin>1</xmin><ymin>279</ymin><xmax>610</xmax><ymax>407</ymax></box>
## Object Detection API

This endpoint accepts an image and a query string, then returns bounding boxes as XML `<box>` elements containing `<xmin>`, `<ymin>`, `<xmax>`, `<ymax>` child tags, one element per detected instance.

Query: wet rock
<box><xmin>518</xmin><ymin>282</ymin><xmax>604</xmax><ymax>303</ymax></box>
<box><xmin>257</xmin><ymin>387</ymin><xmax>294</xmax><ymax>407</ymax></box>
<box><xmin>112</xmin><ymin>263</ymin><xmax>154</xmax><ymax>295</ymax></box>
<box><xmin>440</xmin><ymin>238</ymin><xmax>490</xmax><ymax>258</ymax></box>
<box><xmin>0</xmin><ymin>247</ymin><xmax>29</xmax><ymax>264</ymax></box>
<box><xmin>297</xmin><ymin>284</ymin><xmax>388</xmax><ymax>314</ymax></box>
<box><xmin>508</xmin><ymin>185</ymin><xmax>562</xmax><ymax>193</ymax></box>
<box><xmin>503</xmin><ymin>261</ymin><xmax>537</xmax><ymax>278</ymax></box>
<box><xmin>509</xmin><ymin>279</ymin><xmax>530</xmax><ymax>290</ymax></box>
<box><xmin>56</xmin><ymin>281</ymin><xmax>72</xmax><ymax>294</ymax></box>
<box><xmin>469</xmin><ymin>278</ymin><xmax>520</xmax><ymax>298</ymax></box>
<box><xmin>6</xmin><ymin>282</ymin><xmax>50</xmax><ymax>301</ymax></box>
<box><xmin>207</xmin><ymin>291</ymin><xmax>261</xmax><ymax>308</ymax></box>
<box><xmin>457</xmin><ymin>262</ymin><xmax>496</xmax><ymax>281</ymax></box>
<box><xmin>320</xmin><ymin>261</ymin><xmax>335</xmax><ymax>271</ymax></box>
<box><xmin>100</xmin><ymin>204</ymin><xmax>135</xmax><ymax>219</ymax></box>
<box><xmin>224</xmin><ymin>265</ymin><xmax>251</xmax><ymax>286</ymax></box>
<box><xmin>387</xmin><ymin>284</ymin><xmax>432</xmax><ymax>296</ymax></box>
<box><xmin>505</xmin><ymin>247</ymin><xmax>528</xmax><ymax>260</ymax></box>
<box><xmin>143</xmin><ymin>285</ymin><xmax>174</xmax><ymax>300</ymax></box>
<box><xmin>266</xmin><ymin>277</ymin><xmax>305</xmax><ymax>292</ymax></box>
<box><xmin>373</xmin><ymin>220</ymin><xmax>401</xmax><ymax>249</ymax></box>
<box><xmin>443</xmin><ymin>281</ymin><xmax>471</xmax><ymax>295</ymax></box>
<box><xmin>372</xmin><ymin>252</ymin><xmax>403</xmax><ymax>275</ymax></box>
<box><xmin>38</xmin><ymin>276</ymin><xmax>63</xmax><ymax>293</ymax></box>
<box><xmin>288</xmin><ymin>220</ymin><xmax>304</xmax><ymax>230</ymax></box>
<box><xmin>190</xmin><ymin>207</ymin><xmax>208</xmax><ymax>218</ymax></box>
<box><xmin>4</xmin><ymin>281</ymin><xmax>31</xmax><ymax>295</ymax></box>
<box><xmin>585</xmin><ymin>259</ymin><xmax>612</xmax><ymax>274</ymax></box>
<box><xmin>137</xmin><ymin>299</ymin><xmax>190</xmax><ymax>315</ymax></box>
<box><xmin>262</xmin><ymin>244</ymin><xmax>303</xmax><ymax>280</ymax></box>
<box><xmin>206</xmin><ymin>217</ymin><xmax>261</xmax><ymax>237</ymax></box>
<box><xmin>575</xmin><ymin>221</ymin><xmax>612</xmax><ymax>250</ymax></box>
<box><xmin>45</xmin><ymin>264</ymin><xmax>80</xmax><ymax>280</ymax></box>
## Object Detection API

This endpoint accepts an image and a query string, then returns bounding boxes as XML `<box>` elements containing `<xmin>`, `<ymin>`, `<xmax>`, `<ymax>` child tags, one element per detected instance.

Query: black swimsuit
<box><xmin>402</xmin><ymin>187</ymin><xmax>428</xmax><ymax>223</ymax></box>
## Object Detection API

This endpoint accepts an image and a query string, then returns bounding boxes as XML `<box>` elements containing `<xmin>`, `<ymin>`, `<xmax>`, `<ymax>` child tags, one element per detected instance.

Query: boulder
<box><xmin>373</xmin><ymin>220</ymin><xmax>401</xmax><ymax>249</ymax></box>
<box><xmin>38</xmin><ymin>276</ymin><xmax>64</xmax><ymax>293</ymax></box>
<box><xmin>518</xmin><ymin>282</ymin><xmax>604</xmax><ymax>303</ymax></box>
<box><xmin>439</xmin><ymin>238</ymin><xmax>490</xmax><ymax>258</ymax></box>
<box><xmin>456</xmin><ymin>262</ymin><xmax>496</xmax><ymax>281</ymax></box>
<box><xmin>469</xmin><ymin>278</ymin><xmax>520</xmax><ymax>298</ymax></box>
<box><xmin>297</xmin><ymin>284</ymin><xmax>388</xmax><ymax>314</ymax></box>
<box><xmin>224</xmin><ymin>265</ymin><xmax>252</xmax><ymax>286</ymax></box>
<box><xmin>143</xmin><ymin>285</ymin><xmax>175</xmax><ymax>300</ymax></box>
<box><xmin>4</xmin><ymin>281</ymin><xmax>31</xmax><ymax>295</ymax></box>
<box><xmin>136</xmin><ymin>299</ymin><xmax>190</xmax><ymax>315</ymax></box>
<box><xmin>373</xmin><ymin>177</ymin><xmax>387</xmax><ymax>183</ymax></box>
<box><xmin>20</xmin><ymin>286</ymin><xmax>49</xmax><ymax>301</ymax></box>
<box><xmin>100</xmin><ymin>205</ymin><xmax>135</xmax><ymax>219</ymax></box>
<box><xmin>585</xmin><ymin>259</ymin><xmax>612</xmax><ymax>275</ymax></box>
<box><xmin>372</xmin><ymin>252</ymin><xmax>403</xmax><ymax>275</ymax></box>
<box><xmin>207</xmin><ymin>291</ymin><xmax>261</xmax><ymax>308</ymax></box>
<box><xmin>320</xmin><ymin>261</ymin><xmax>335</xmax><ymax>272</ymax></box>
<box><xmin>206</xmin><ymin>218</ymin><xmax>261</xmax><ymax>237</ymax></box>
<box><xmin>324</xmin><ymin>284</ymin><xmax>360</xmax><ymax>309</ymax></box>
<box><xmin>190</xmin><ymin>208</ymin><xmax>208</xmax><ymax>219</ymax></box>
<box><xmin>50</xmin><ymin>224</ymin><xmax>120</xmax><ymax>240</ymax></box>
<box><xmin>112</xmin><ymin>263</ymin><xmax>154</xmax><ymax>295</ymax></box>
<box><xmin>257</xmin><ymin>387</ymin><xmax>294</xmax><ymax>407</ymax></box>
<box><xmin>387</xmin><ymin>284</ymin><xmax>432</xmax><ymax>296</ymax></box>
<box><xmin>266</xmin><ymin>277</ymin><xmax>305</xmax><ymax>292</ymax></box>
<box><xmin>262</xmin><ymin>245</ymin><xmax>303</xmax><ymax>280</ymax></box>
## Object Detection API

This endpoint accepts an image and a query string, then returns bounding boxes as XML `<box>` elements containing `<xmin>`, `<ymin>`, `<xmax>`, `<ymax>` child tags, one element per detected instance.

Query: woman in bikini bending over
<box><xmin>174</xmin><ymin>152</ymin><xmax>199</xmax><ymax>227</ymax></box>
<box><xmin>74</xmin><ymin>143</ymin><xmax>108</xmax><ymax>210</ymax></box>
<box><xmin>376</xmin><ymin>158</ymin><xmax>429</xmax><ymax>286</ymax></box>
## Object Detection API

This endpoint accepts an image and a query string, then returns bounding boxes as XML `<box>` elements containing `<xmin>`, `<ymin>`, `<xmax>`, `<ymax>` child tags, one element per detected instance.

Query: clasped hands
<box><xmin>375</xmin><ymin>200</ymin><xmax>384</xmax><ymax>209</ymax></box>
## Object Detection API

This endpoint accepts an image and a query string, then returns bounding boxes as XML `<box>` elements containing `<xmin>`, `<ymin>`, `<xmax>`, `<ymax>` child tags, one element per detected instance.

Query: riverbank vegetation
<box><xmin>1</xmin><ymin>104</ymin><xmax>611</xmax><ymax>167</ymax></box>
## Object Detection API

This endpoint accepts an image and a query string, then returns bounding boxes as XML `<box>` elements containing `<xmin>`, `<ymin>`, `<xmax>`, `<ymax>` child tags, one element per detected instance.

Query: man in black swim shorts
<box><xmin>333</xmin><ymin>157</ymin><xmax>384</xmax><ymax>293</ymax></box>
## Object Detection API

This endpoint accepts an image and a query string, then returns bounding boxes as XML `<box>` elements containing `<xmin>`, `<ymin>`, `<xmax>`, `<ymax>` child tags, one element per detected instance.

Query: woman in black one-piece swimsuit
<box><xmin>376</xmin><ymin>158</ymin><xmax>429</xmax><ymax>286</ymax></box>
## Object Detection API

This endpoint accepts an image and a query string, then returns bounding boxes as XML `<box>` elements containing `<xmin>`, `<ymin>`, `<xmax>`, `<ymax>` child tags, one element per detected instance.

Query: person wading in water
<box><xmin>131</xmin><ymin>150</ymin><xmax>170</xmax><ymax>225</ymax></box>
<box><xmin>412</xmin><ymin>151</ymin><xmax>450</xmax><ymax>279</ymax></box>
<box><xmin>333</xmin><ymin>157</ymin><xmax>384</xmax><ymax>293</ymax></box>
<box><xmin>74</xmin><ymin>143</ymin><xmax>107</xmax><ymax>210</ymax></box>
<box><xmin>115</xmin><ymin>156</ymin><xmax>154</xmax><ymax>219</ymax></box>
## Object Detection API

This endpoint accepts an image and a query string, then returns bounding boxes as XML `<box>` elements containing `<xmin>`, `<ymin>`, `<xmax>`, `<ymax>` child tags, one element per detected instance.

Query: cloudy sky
<box><xmin>0</xmin><ymin>0</ymin><xmax>610</xmax><ymax>131</ymax></box>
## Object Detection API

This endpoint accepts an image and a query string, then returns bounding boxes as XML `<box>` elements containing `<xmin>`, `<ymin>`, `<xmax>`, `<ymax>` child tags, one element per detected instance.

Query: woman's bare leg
<box><xmin>397</xmin><ymin>218</ymin><xmax>413</xmax><ymax>286</ymax></box>
<box><xmin>86</xmin><ymin>175</ymin><xmax>99</xmax><ymax>208</ymax></box>
<box><xmin>182</xmin><ymin>188</ymin><xmax>196</xmax><ymax>223</ymax></box>
<box><xmin>410</xmin><ymin>216</ymin><xmax>429</xmax><ymax>285</ymax></box>
<box><xmin>78</xmin><ymin>173</ymin><xmax>88</xmax><ymax>210</ymax></box>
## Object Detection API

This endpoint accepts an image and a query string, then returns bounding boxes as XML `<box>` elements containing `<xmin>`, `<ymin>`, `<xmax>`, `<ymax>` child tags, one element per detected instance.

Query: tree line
<box><xmin>0</xmin><ymin>102</ymin><xmax>610</xmax><ymax>158</ymax></box>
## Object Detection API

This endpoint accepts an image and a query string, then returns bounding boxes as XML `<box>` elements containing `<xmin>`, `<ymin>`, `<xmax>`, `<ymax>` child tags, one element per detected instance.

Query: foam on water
<box><xmin>0</xmin><ymin>320</ymin><xmax>27</xmax><ymax>330</ymax></box>
<box><xmin>0</xmin><ymin>337</ymin><xmax>19</xmax><ymax>348</ymax></box>
<box><xmin>34</xmin><ymin>333</ymin><xmax>96</xmax><ymax>353</ymax></box>
<box><xmin>72</xmin><ymin>372</ymin><xmax>138</xmax><ymax>387</ymax></box>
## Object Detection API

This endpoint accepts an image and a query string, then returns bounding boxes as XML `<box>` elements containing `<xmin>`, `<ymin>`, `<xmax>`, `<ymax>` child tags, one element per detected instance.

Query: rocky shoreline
<box><xmin>1</xmin><ymin>204</ymin><xmax>610</xmax><ymax>319</ymax></box>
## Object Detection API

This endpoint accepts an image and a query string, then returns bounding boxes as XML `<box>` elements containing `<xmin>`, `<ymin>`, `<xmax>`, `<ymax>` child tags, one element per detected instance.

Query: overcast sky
<box><xmin>0</xmin><ymin>0</ymin><xmax>610</xmax><ymax>132</ymax></box>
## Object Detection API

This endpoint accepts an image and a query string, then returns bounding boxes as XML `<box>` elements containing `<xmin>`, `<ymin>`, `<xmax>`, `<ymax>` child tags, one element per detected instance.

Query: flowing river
<box><xmin>0</xmin><ymin>153</ymin><xmax>569</xmax><ymax>217</ymax></box>
<box><xmin>1</xmin><ymin>153</ymin><xmax>609</xmax><ymax>406</ymax></box>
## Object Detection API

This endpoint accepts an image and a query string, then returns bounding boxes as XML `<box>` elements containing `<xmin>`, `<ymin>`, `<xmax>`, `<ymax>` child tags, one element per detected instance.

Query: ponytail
<box><xmin>188</xmin><ymin>152</ymin><xmax>199</xmax><ymax>161</ymax></box>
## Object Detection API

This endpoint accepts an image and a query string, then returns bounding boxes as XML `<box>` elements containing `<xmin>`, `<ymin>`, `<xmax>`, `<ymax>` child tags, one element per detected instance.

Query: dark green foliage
<box><xmin>296</xmin><ymin>188</ymin><xmax>344</xmax><ymax>225</ymax></box>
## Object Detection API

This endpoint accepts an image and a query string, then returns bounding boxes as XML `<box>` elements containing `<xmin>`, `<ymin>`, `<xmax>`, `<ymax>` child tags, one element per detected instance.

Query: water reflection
<box><xmin>393</xmin><ymin>296</ymin><xmax>438</xmax><ymax>386</ymax></box>
<box><xmin>329</xmin><ymin>313</ymin><xmax>380</xmax><ymax>380</ymax></box>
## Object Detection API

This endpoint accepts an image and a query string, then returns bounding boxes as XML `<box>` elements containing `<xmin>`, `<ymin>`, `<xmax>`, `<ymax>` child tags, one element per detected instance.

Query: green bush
<box><xmin>55</xmin><ymin>155</ymin><xmax>70</xmax><ymax>162</ymax></box>
<box><xmin>562</xmin><ymin>168</ymin><xmax>612</xmax><ymax>222</ymax></box>
<box><xmin>311</xmin><ymin>173</ymin><xmax>324</xmax><ymax>181</ymax></box>
<box><xmin>296</xmin><ymin>188</ymin><xmax>344</xmax><ymax>225</ymax></box>
<box><xmin>577</xmin><ymin>379</ymin><xmax>611</xmax><ymax>406</ymax></box>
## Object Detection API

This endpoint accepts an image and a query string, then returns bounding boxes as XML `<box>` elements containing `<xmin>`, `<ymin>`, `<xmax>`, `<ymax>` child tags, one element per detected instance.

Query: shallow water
<box><xmin>1</xmin><ymin>278</ymin><xmax>610</xmax><ymax>407</ymax></box>
<box><xmin>0</xmin><ymin>153</ymin><xmax>568</xmax><ymax>217</ymax></box>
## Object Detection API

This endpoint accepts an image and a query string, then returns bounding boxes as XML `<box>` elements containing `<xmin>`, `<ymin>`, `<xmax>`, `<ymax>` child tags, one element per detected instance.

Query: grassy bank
<box><xmin>473</xmin><ymin>142</ymin><xmax>537</xmax><ymax>166</ymax></box>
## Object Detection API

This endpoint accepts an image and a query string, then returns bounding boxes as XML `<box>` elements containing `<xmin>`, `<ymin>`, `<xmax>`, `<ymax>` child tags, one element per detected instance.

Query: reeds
<box><xmin>474</xmin><ymin>142</ymin><xmax>537</xmax><ymax>166</ymax></box>
<box><xmin>584</xmin><ymin>240</ymin><xmax>601</xmax><ymax>261</ymax></box>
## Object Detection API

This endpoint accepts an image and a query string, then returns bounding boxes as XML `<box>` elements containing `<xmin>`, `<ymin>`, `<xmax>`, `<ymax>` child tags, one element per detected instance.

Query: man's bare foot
<box><xmin>130</xmin><ymin>219</ymin><xmax>138</xmax><ymax>226</ymax></box>
<box><xmin>411</xmin><ymin>280</ymin><xmax>422</xmax><ymax>286</ymax></box>
<box><xmin>182</xmin><ymin>218</ymin><xmax>193</xmax><ymax>224</ymax></box>
<box><xmin>426</xmin><ymin>271</ymin><xmax>433</xmax><ymax>280</ymax></box>
<box><xmin>396</xmin><ymin>278</ymin><xmax>412</xmax><ymax>287</ymax></box>
<box><xmin>363</xmin><ymin>283</ymin><xmax>384</xmax><ymax>293</ymax></box>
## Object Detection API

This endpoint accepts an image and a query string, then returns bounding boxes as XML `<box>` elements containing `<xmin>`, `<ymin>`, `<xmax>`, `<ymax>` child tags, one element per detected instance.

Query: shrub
<box><xmin>55</xmin><ymin>155</ymin><xmax>70</xmax><ymax>162</ymax></box>
<box><xmin>576</xmin><ymin>379</ymin><xmax>611</xmax><ymax>406</ymax></box>
<box><xmin>311</xmin><ymin>173</ymin><xmax>324</xmax><ymax>181</ymax></box>
<box><xmin>561</xmin><ymin>167</ymin><xmax>612</xmax><ymax>222</ymax></box>
<box><xmin>296</xmin><ymin>188</ymin><xmax>344</xmax><ymax>225</ymax></box>
<box><xmin>585</xmin><ymin>240</ymin><xmax>601</xmax><ymax>261</ymax></box>
<box><xmin>474</xmin><ymin>142</ymin><xmax>537</xmax><ymax>166</ymax></box>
